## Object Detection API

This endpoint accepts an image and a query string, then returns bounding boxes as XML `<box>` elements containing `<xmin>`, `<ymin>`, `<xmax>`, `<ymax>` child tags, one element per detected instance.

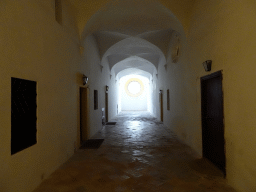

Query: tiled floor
<box><xmin>33</xmin><ymin>111</ymin><xmax>236</xmax><ymax>192</ymax></box>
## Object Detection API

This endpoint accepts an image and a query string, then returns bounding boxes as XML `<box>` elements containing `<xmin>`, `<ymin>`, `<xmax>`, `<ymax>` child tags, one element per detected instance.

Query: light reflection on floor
<box><xmin>33</xmin><ymin>111</ymin><xmax>236</xmax><ymax>192</ymax></box>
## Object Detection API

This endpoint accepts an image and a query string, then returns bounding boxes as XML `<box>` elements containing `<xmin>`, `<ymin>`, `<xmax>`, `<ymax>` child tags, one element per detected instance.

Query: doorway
<box><xmin>105</xmin><ymin>91</ymin><xmax>108</xmax><ymax>122</ymax></box>
<box><xmin>159</xmin><ymin>90</ymin><xmax>163</xmax><ymax>122</ymax></box>
<box><xmin>80</xmin><ymin>87</ymin><xmax>90</xmax><ymax>145</ymax></box>
<box><xmin>201</xmin><ymin>71</ymin><xmax>225</xmax><ymax>175</ymax></box>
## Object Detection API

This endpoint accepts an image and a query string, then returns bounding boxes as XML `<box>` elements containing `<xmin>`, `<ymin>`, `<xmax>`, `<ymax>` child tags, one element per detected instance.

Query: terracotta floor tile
<box><xmin>33</xmin><ymin>111</ymin><xmax>236</xmax><ymax>192</ymax></box>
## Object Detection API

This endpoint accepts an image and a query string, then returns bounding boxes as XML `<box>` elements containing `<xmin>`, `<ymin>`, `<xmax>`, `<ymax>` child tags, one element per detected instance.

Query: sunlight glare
<box><xmin>128</xmin><ymin>81</ymin><xmax>141</xmax><ymax>95</ymax></box>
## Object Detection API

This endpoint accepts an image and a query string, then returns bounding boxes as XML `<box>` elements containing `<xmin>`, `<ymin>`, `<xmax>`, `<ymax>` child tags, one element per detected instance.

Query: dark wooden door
<box><xmin>160</xmin><ymin>90</ymin><xmax>163</xmax><ymax>122</ymax></box>
<box><xmin>80</xmin><ymin>87</ymin><xmax>89</xmax><ymax>144</ymax></box>
<box><xmin>201</xmin><ymin>71</ymin><xmax>225</xmax><ymax>174</ymax></box>
<box><xmin>105</xmin><ymin>92</ymin><xmax>108</xmax><ymax>122</ymax></box>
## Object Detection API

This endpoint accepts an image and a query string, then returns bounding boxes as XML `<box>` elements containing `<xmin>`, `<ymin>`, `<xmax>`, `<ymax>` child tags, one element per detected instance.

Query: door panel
<box><xmin>80</xmin><ymin>87</ymin><xmax>90</xmax><ymax>144</ymax></box>
<box><xmin>105</xmin><ymin>92</ymin><xmax>108</xmax><ymax>122</ymax></box>
<box><xmin>160</xmin><ymin>90</ymin><xmax>163</xmax><ymax>122</ymax></box>
<box><xmin>201</xmin><ymin>71</ymin><xmax>225</xmax><ymax>174</ymax></box>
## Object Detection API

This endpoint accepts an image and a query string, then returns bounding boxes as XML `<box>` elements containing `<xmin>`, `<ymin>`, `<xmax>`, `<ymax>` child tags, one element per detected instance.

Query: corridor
<box><xmin>33</xmin><ymin>112</ymin><xmax>236</xmax><ymax>192</ymax></box>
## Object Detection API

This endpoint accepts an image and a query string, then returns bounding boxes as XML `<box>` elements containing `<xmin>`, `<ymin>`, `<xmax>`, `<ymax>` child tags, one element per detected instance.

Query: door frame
<box><xmin>200</xmin><ymin>70</ymin><xmax>226</xmax><ymax>175</ymax></box>
<box><xmin>80</xmin><ymin>86</ymin><xmax>90</xmax><ymax>145</ymax></box>
<box><xmin>105</xmin><ymin>91</ymin><xmax>108</xmax><ymax>122</ymax></box>
<box><xmin>159</xmin><ymin>90</ymin><xmax>163</xmax><ymax>122</ymax></box>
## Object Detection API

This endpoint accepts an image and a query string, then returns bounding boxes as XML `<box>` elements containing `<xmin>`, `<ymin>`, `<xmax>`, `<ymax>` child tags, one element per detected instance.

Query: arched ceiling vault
<box><xmin>68</xmin><ymin>0</ymin><xmax>195</xmax><ymax>36</ymax></box>
<box><xmin>117</xmin><ymin>68</ymin><xmax>152</xmax><ymax>80</ymax></box>
<box><xmin>103</xmin><ymin>37</ymin><xmax>164</xmax><ymax>71</ymax></box>
<box><xmin>94</xmin><ymin>29</ymin><xmax>173</xmax><ymax>59</ymax></box>
<box><xmin>72</xmin><ymin>0</ymin><xmax>188</xmax><ymax>78</ymax></box>
<box><xmin>112</xmin><ymin>56</ymin><xmax>157</xmax><ymax>79</ymax></box>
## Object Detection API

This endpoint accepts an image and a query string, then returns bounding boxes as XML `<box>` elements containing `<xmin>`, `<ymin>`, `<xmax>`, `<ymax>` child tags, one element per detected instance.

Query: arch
<box><xmin>103</xmin><ymin>37</ymin><xmax>165</xmax><ymax>71</ymax></box>
<box><xmin>79</xmin><ymin>0</ymin><xmax>189</xmax><ymax>82</ymax></box>
<box><xmin>111</xmin><ymin>56</ymin><xmax>157</xmax><ymax>79</ymax></box>
<box><xmin>117</xmin><ymin>68</ymin><xmax>152</xmax><ymax>80</ymax></box>
<box><xmin>81</xmin><ymin>0</ymin><xmax>184</xmax><ymax>39</ymax></box>
<box><xmin>70</xmin><ymin>0</ymin><xmax>192</xmax><ymax>38</ymax></box>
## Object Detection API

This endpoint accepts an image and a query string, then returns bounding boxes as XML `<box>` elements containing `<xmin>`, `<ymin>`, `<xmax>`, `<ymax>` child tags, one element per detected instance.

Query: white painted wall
<box><xmin>147</xmin><ymin>76</ymin><xmax>154</xmax><ymax>114</ymax></box>
<box><xmin>156</xmin><ymin>29</ymin><xmax>199</xmax><ymax>148</ymax></box>
<box><xmin>151</xmin><ymin>72</ymin><xmax>160</xmax><ymax>118</ymax></box>
<box><xmin>82</xmin><ymin>35</ymin><xmax>119</xmax><ymax>134</ymax></box>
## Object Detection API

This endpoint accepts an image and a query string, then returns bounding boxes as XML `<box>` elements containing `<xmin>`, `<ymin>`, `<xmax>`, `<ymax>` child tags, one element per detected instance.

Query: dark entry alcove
<box><xmin>94</xmin><ymin>90</ymin><xmax>98</xmax><ymax>110</ymax></box>
<box><xmin>11</xmin><ymin>77</ymin><xmax>37</xmax><ymax>155</ymax></box>
<box><xmin>201</xmin><ymin>71</ymin><xmax>226</xmax><ymax>175</ymax></box>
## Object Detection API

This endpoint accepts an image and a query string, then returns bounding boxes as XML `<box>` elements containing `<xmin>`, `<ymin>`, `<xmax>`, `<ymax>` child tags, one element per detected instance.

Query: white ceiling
<box><xmin>112</xmin><ymin>56</ymin><xmax>156</xmax><ymax>79</ymax></box>
<box><xmin>117</xmin><ymin>68</ymin><xmax>152</xmax><ymax>80</ymax></box>
<box><xmin>81</xmin><ymin>0</ymin><xmax>184</xmax><ymax>79</ymax></box>
<box><xmin>81</xmin><ymin>0</ymin><xmax>183</xmax><ymax>38</ymax></box>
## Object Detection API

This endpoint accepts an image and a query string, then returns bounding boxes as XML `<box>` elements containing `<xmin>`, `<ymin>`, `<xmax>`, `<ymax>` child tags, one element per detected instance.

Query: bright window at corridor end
<box><xmin>125</xmin><ymin>78</ymin><xmax>144</xmax><ymax>97</ymax></box>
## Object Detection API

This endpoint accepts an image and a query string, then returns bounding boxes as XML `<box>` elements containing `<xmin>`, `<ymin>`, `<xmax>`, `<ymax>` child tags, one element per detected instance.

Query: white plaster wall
<box><xmin>153</xmin><ymin>28</ymin><xmax>201</xmax><ymax>155</ymax></box>
<box><xmin>108</xmin><ymin>77</ymin><xmax>119</xmax><ymax>119</ymax></box>
<box><xmin>82</xmin><ymin>34</ymin><xmax>119</xmax><ymax>135</ymax></box>
<box><xmin>101</xmin><ymin>59</ymin><xmax>119</xmax><ymax>120</ymax></box>
<box><xmin>148</xmin><ymin>77</ymin><xmax>154</xmax><ymax>114</ymax></box>
<box><xmin>151</xmin><ymin>72</ymin><xmax>159</xmax><ymax>118</ymax></box>
<box><xmin>82</xmin><ymin>35</ymin><xmax>104</xmax><ymax>137</ymax></box>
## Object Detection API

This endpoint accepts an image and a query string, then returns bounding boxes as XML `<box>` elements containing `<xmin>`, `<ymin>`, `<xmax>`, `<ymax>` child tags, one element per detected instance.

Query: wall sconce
<box><xmin>202</xmin><ymin>60</ymin><xmax>212</xmax><ymax>72</ymax></box>
<box><xmin>83</xmin><ymin>75</ymin><xmax>88</xmax><ymax>85</ymax></box>
<box><xmin>106</xmin><ymin>85</ymin><xmax>109</xmax><ymax>92</ymax></box>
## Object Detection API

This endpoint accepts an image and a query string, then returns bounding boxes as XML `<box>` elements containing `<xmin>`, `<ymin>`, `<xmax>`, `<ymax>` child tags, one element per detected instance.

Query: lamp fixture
<box><xmin>106</xmin><ymin>85</ymin><xmax>109</xmax><ymax>92</ymax></box>
<box><xmin>83</xmin><ymin>75</ymin><xmax>88</xmax><ymax>85</ymax></box>
<box><xmin>202</xmin><ymin>60</ymin><xmax>212</xmax><ymax>72</ymax></box>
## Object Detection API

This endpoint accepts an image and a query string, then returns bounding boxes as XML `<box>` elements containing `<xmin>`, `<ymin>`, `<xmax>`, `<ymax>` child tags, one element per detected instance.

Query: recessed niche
<box><xmin>167</xmin><ymin>89</ymin><xmax>170</xmax><ymax>111</ymax></box>
<box><xmin>55</xmin><ymin>0</ymin><xmax>62</xmax><ymax>25</ymax></box>
<box><xmin>94</xmin><ymin>90</ymin><xmax>98</xmax><ymax>110</ymax></box>
<box><xmin>11</xmin><ymin>77</ymin><xmax>37</xmax><ymax>155</ymax></box>
<box><xmin>171</xmin><ymin>32</ymin><xmax>181</xmax><ymax>63</ymax></box>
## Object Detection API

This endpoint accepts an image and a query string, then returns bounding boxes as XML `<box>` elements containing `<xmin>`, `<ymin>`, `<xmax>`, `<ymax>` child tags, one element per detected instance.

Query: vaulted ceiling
<box><xmin>69</xmin><ymin>0</ymin><xmax>192</xmax><ymax>79</ymax></box>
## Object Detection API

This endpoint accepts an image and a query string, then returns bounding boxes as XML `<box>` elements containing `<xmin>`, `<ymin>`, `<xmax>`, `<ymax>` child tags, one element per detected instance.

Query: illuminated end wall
<box><xmin>119</xmin><ymin>75</ymin><xmax>150</xmax><ymax>111</ymax></box>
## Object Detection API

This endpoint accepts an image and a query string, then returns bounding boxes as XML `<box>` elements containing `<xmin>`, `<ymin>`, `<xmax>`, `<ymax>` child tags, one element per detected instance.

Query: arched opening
<box><xmin>79</xmin><ymin>0</ymin><xmax>189</xmax><ymax>144</ymax></box>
